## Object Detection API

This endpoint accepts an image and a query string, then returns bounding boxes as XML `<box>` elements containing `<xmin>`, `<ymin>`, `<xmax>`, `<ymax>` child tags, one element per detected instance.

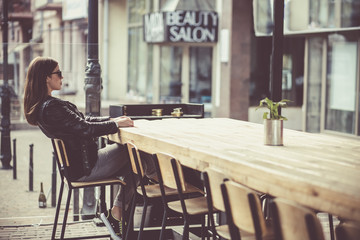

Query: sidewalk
<box><xmin>0</xmin><ymin>128</ymin><xmax>111</xmax><ymax>239</ymax></box>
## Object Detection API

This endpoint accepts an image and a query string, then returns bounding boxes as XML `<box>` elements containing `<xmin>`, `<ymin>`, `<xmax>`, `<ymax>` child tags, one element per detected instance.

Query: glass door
<box><xmin>159</xmin><ymin>46</ymin><xmax>213</xmax><ymax>111</ymax></box>
<box><xmin>189</xmin><ymin>47</ymin><xmax>212</xmax><ymax>104</ymax></box>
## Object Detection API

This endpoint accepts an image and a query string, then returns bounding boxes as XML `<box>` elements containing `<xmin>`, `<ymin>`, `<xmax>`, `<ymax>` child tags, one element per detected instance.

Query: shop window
<box><xmin>128</xmin><ymin>0</ymin><xmax>149</xmax><ymax>24</ymax></box>
<box><xmin>159</xmin><ymin>46</ymin><xmax>183</xmax><ymax>103</ymax></box>
<box><xmin>250</xmin><ymin>37</ymin><xmax>305</xmax><ymax>107</ymax></box>
<box><xmin>189</xmin><ymin>47</ymin><xmax>212</xmax><ymax>104</ymax></box>
<box><xmin>127</xmin><ymin>0</ymin><xmax>153</xmax><ymax>102</ymax></box>
<box><xmin>254</xmin><ymin>0</ymin><xmax>360</xmax><ymax>36</ymax></box>
<box><xmin>127</xmin><ymin>27</ymin><xmax>152</xmax><ymax>102</ymax></box>
<box><xmin>325</xmin><ymin>34</ymin><xmax>358</xmax><ymax>134</ymax></box>
<box><xmin>341</xmin><ymin>0</ymin><xmax>360</xmax><ymax>28</ymax></box>
<box><xmin>305</xmin><ymin>37</ymin><xmax>323</xmax><ymax>133</ymax></box>
<box><xmin>310</xmin><ymin>0</ymin><xmax>336</xmax><ymax>28</ymax></box>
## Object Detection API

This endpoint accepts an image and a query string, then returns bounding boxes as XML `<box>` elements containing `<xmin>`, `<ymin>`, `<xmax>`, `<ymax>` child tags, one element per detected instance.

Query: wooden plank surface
<box><xmin>107</xmin><ymin>118</ymin><xmax>360</xmax><ymax>221</ymax></box>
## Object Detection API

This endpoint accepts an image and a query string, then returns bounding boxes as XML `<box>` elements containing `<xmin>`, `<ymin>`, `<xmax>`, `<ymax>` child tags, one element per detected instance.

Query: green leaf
<box><xmin>262</xmin><ymin>112</ymin><xmax>269</xmax><ymax>119</ymax></box>
<box><xmin>257</xmin><ymin>97</ymin><xmax>292</xmax><ymax>120</ymax></box>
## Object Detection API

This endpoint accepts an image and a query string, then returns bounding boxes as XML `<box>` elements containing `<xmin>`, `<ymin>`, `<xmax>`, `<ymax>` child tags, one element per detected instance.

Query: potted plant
<box><xmin>256</xmin><ymin>97</ymin><xmax>291</xmax><ymax>146</ymax></box>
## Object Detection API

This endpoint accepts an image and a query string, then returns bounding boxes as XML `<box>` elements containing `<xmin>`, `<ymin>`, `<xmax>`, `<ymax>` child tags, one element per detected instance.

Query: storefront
<box><xmin>13</xmin><ymin>0</ymin><xmax>357</xmax><ymax>136</ymax></box>
<box><xmin>124</xmin><ymin>0</ymin><xmax>218</xmax><ymax>117</ymax></box>
<box><xmin>113</xmin><ymin>0</ymin><xmax>252</xmax><ymax>119</ymax></box>
<box><xmin>251</xmin><ymin>0</ymin><xmax>360</xmax><ymax>136</ymax></box>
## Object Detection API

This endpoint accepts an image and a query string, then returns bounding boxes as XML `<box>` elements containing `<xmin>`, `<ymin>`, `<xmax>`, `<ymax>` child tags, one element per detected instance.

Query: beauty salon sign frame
<box><xmin>143</xmin><ymin>10</ymin><xmax>218</xmax><ymax>43</ymax></box>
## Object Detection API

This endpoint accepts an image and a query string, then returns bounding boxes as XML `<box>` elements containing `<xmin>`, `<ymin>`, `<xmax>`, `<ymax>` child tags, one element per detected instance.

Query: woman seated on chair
<box><xmin>23</xmin><ymin>56</ymin><xmax>144</xmax><ymax>240</ymax></box>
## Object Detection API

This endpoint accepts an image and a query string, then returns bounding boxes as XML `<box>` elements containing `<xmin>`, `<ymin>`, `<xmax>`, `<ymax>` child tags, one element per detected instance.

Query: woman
<box><xmin>23</xmin><ymin>56</ymin><xmax>133</xmax><ymax>240</ymax></box>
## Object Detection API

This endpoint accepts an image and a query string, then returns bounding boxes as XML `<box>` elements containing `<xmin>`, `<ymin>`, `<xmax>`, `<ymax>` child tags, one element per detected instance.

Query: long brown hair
<box><xmin>23</xmin><ymin>57</ymin><xmax>58</xmax><ymax>125</ymax></box>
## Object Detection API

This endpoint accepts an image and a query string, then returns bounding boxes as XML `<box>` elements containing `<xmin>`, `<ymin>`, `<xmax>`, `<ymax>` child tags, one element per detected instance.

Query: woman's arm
<box><xmin>43</xmin><ymin>100</ymin><xmax>125</xmax><ymax>138</ymax></box>
<box><xmin>85</xmin><ymin>116</ymin><xmax>111</xmax><ymax>122</ymax></box>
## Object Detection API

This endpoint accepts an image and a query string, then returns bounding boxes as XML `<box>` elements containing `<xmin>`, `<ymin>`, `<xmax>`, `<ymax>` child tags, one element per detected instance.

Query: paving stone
<box><xmin>0</xmin><ymin>129</ymin><xmax>112</xmax><ymax>239</ymax></box>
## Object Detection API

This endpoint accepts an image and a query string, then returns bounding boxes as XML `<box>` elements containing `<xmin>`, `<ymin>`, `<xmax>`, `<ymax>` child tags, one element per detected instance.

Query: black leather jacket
<box><xmin>37</xmin><ymin>96</ymin><xmax>118</xmax><ymax>181</ymax></box>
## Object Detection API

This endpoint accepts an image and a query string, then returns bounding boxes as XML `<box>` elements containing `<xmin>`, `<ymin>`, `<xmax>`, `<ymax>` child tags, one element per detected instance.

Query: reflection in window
<box><xmin>128</xmin><ymin>0</ymin><xmax>149</xmax><ymax>24</ymax></box>
<box><xmin>341</xmin><ymin>0</ymin><xmax>360</xmax><ymax>28</ymax></box>
<box><xmin>253</xmin><ymin>0</ymin><xmax>273</xmax><ymax>35</ymax></box>
<box><xmin>306</xmin><ymin>37</ymin><xmax>323</xmax><ymax>133</ymax></box>
<box><xmin>325</xmin><ymin>34</ymin><xmax>357</xmax><ymax>134</ymax></box>
<box><xmin>254</xmin><ymin>0</ymin><xmax>360</xmax><ymax>35</ymax></box>
<box><xmin>160</xmin><ymin>46</ymin><xmax>183</xmax><ymax>103</ymax></box>
<box><xmin>189</xmin><ymin>47</ymin><xmax>212</xmax><ymax>104</ymax></box>
<box><xmin>250</xmin><ymin>37</ymin><xmax>304</xmax><ymax>107</ymax></box>
<box><xmin>127</xmin><ymin>0</ymin><xmax>153</xmax><ymax>102</ymax></box>
<box><xmin>310</xmin><ymin>0</ymin><xmax>334</xmax><ymax>28</ymax></box>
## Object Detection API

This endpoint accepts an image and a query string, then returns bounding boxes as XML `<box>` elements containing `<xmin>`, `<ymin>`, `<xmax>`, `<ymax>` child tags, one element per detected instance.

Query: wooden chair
<box><xmin>221</xmin><ymin>180</ymin><xmax>274</xmax><ymax>240</ymax></box>
<box><xmin>153</xmin><ymin>152</ymin><xmax>209</xmax><ymax>240</ymax></box>
<box><xmin>202</xmin><ymin>167</ymin><xmax>230</xmax><ymax>239</ymax></box>
<box><xmin>51</xmin><ymin>138</ymin><xmax>127</xmax><ymax>240</ymax></box>
<box><xmin>124</xmin><ymin>142</ymin><xmax>179</xmax><ymax>240</ymax></box>
<box><xmin>335</xmin><ymin>221</ymin><xmax>360</xmax><ymax>240</ymax></box>
<box><xmin>270</xmin><ymin>197</ymin><xmax>325</xmax><ymax>240</ymax></box>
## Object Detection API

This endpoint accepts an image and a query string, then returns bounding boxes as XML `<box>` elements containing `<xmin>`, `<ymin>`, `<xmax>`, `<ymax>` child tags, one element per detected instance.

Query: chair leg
<box><xmin>183</xmin><ymin>218</ymin><xmax>190</xmax><ymax>240</ymax></box>
<box><xmin>201</xmin><ymin>215</ymin><xmax>205</xmax><ymax>240</ymax></box>
<box><xmin>207</xmin><ymin>214</ymin><xmax>211</xmax><ymax>240</ymax></box>
<box><xmin>110</xmin><ymin>185</ymin><xmax>114</xmax><ymax>208</ymax></box>
<box><xmin>138</xmin><ymin>198</ymin><xmax>148</xmax><ymax>240</ymax></box>
<box><xmin>125</xmin><ymin>193</ymin><xmax>137</xmax><ymax>240</ymax></box>
<box><xmin>122</xmin><ymin>186</ymin><xmax>127</xmax><ymax>240</ymax></box>
<box><xmin>52</xmin><ymin>181</ymin><xmax>64</xmax><ymax>240</ymax></box>
<box><xmin>60</xmin><ymin>187</ymin><xmax>72</xmax><ymax>240</ymax></box>
<box><xmin>159</xmin><ymin>207</ymin><xmax>168</xmax><ymax>240</ymax></box>
<box><xmin>329</xmin><ymin>214</ymin><xmax>335</xmax><ymax>240</ymax></box>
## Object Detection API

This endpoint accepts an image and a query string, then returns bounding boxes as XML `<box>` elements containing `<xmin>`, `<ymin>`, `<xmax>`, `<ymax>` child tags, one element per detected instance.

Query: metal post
<box><xmin>85</xmin><ymin>0</ymin><xmax>101</xmax><ymax>116</ymax></box>
<box><xmin>29</xmin><ymin>144</ymin><xmax>34</xmax><ymax>191</ymax></box>
<box><xmin>270</xmin><ymin>0</ymin><xmax>284</xmax><ymax>105</ymax></box>
<box><xmin>1</xmin><ymin>0</ymin><xmax>12</xmax><ymax>169</ymax></box>
<box><xmin>12</xmin><ymin>139</ymin><xmax>16</xmax><ymax>179</ymax></box>
<box><xmin>81</xmin><ymin>0</ymin><xmax>102</xmax><ymax>220</ymax></box>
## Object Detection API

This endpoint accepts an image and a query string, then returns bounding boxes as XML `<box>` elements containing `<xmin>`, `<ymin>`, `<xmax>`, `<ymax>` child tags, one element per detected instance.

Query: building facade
<box><xmin>1</xmin><ymin>0</ymin><xmax>359</xmax><ymax>137</ymax></box>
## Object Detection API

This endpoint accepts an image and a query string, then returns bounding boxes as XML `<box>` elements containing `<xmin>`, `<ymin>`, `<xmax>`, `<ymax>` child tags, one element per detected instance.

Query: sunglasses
<box><xmin>50</xmin><ymin>70</ymin><xmax>62</xmax><ymax>78</ymax></box>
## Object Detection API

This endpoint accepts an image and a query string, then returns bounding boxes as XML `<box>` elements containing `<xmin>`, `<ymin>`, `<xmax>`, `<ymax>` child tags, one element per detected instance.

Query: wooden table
<box><xmin>107</xmin><ymin>118</ymin><xmax>360</xmax><ymax>221</ymax></box>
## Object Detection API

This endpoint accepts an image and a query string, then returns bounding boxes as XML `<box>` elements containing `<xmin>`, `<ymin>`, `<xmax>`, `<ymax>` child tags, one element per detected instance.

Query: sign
<box><xmin>62</xmin><ymin>0</ymin><xmax>88</xmax><ymax>21</ymax></box>
<box><xmin>144</xmin><ymin>11</ymin><xmax>218</xmax><ymax>43</ymax></box>
<box><xmin>329</xmin><ymin>42</ymin><xmax>357</xmax><ymax>111</ymax></box>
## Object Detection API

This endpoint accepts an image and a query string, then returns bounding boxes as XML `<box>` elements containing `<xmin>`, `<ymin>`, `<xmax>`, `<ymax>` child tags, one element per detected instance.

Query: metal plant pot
<box><xmin>264</xmin><ymin>119</ymin><xmax>283</xmax><ymax>146</ymax></box>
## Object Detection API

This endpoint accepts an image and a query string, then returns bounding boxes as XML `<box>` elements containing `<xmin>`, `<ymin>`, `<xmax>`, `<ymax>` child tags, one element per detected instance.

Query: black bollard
<box><xmin>51</xmin><ymin>152</ymin><xmax>57</xmax><ymax>207</ymax></box>
<box><xmin>12</xmin><ymin>139</ymin><xmax>16</xmax><ymax>180</ymax></box>
<box><xmin>29</xmin><ymin>144</ymin><xmax>34</xmax><ymax>191</ymax></box>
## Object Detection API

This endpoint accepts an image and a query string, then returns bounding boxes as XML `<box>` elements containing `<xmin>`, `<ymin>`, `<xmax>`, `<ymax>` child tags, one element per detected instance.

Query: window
<box><xmin>250</xmin><ymin>37</ymin><xmax>305</xmax><ymax>107</ymax></box>
<box><xmin>325</xmin><ymin>34</ymin><xmax>358</xmax><ymax>134</ymax></box>
<box><xmin>127</xmin><ymin>0</ymin><xmax>153</xmax><ymax>102</ymax></box>
<box><xmin>254</xmin><ymin>0</ymin><xmax>360</xmax><ymax>36</ymax></box>
<box><xmin>305</xmin><ymin>37</ymin><xmax>323</xmax><ymax>133</ymax></box>
<box><xmin>159</xmin><ymin>46</ymin><xmax>183</xmax><ymax>103</ymax></box>
<box><xmin>189</xmin><ymin>47</ymin><xmax>212</xmax><ymax>104</ymax></box>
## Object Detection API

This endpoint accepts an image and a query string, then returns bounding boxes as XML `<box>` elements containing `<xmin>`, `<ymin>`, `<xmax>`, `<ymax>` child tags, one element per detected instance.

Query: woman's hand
<box><xmin>112</xmin><ymin>116</ymin><xmax>134</xmax><ymax>128</ymax></box>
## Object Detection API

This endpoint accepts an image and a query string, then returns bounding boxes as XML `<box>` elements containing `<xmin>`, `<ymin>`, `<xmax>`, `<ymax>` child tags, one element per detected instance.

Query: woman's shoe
<box><xmin>100</xmin><ymin>209</ymin><xmax>123</xmax><ymax>240</ymax></box>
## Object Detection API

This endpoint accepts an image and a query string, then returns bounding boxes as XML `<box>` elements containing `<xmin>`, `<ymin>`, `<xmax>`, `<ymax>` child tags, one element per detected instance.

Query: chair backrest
<box><xmin>126</xmin><ymin>142</ymin><xmax>145</xmax><ymax>177</ymax></box>
<box><xmin>154</xmin><ymin>152</ymin><xmax>184</xmax><ymax>191</ymax></box>
<box><xmin>203</xmin><ymin>167</ymin><xmax>227</xmax><ymax>212</ymax></box>
<box><xmin>51</xmin><ymin>138</ymin><xmax>70</xmax><ymax>180</ymax></box>
<box><xmin>335</xmin><ymin>221</ymin><xmax>360</xmax><ymax>240</ymax></box>
<box><xmin>271</xmin><ymin>198</ymin><xmax>325</xmax><ymax>240</ymax></box>
<box><xmin>222</xmin><ymin>180</ymin><xmax>268</xmax><ymax>239</ymax></box>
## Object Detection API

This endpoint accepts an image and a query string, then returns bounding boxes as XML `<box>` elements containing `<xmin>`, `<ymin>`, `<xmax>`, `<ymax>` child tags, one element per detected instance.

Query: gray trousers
<box><xmin>77</xmin><ymin>143</ymin><xmax>156</xmax><ymax>209</ymax></box>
